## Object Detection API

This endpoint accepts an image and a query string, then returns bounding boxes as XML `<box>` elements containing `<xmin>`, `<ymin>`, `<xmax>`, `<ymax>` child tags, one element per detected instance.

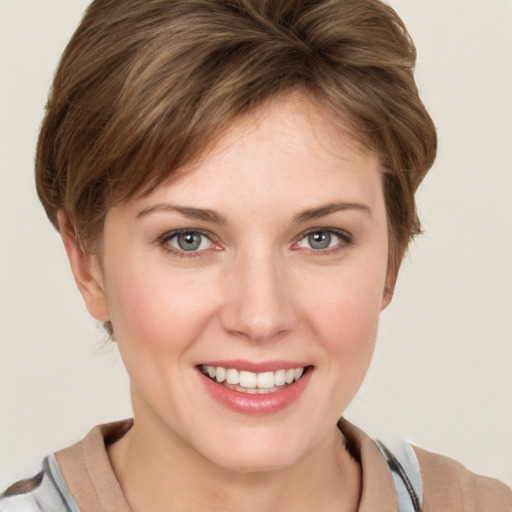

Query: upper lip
<box><xmin>197</xmin><ymin>360</ymin><xmax>310</xmax><ymax>373</ymax></box>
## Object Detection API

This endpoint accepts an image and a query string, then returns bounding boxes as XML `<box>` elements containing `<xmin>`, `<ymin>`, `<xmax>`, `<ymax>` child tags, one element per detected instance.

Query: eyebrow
<box><xmin>293</xmin><ymin>202</ymin><xmax>371</xmax><ymax>223</ymax></box>
<box><xmin>137</xmin><ymin>204</ymin><xmax>229</xmax><ymax>225</ymax></box>
<box><xmin>137</xmin><ymin>201</ymin><xmax>370</xmax><ymax>225</ymax></box>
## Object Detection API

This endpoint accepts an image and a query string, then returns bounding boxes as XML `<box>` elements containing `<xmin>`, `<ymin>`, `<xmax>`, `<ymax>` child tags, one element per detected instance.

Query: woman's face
<box><xmin>82</xmin><ymin>94</ymin><xmax>391</xmax><ymax>472</ymax></box>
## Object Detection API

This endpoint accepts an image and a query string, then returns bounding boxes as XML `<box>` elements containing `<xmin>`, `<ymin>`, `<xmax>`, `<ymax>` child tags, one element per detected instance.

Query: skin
<box><xmin>59</xmin><ymin>93</ymin><xmax>394</xmax><ymax>512</ymax></box>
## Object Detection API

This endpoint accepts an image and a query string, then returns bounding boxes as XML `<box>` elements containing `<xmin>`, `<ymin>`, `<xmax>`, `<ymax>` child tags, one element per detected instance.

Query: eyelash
<box><xmin>293</xmin><ymin>228</ymin><xmax>353</xmax><ymax>256</ymax></box>
<box><xmin>158</xmin><ymin>228</ymin><xmax>353</xmax><ymax>258</ymax></box>
<box><xmin>159</xmin><ymin>229</ymin><xmax>219</xmax><ymax>258</ymax></box>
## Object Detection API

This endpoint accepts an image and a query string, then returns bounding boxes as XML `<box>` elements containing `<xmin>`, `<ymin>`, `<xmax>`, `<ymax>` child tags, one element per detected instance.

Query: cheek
<box><xmin>287</xmin><ymin>263</ymin><xmax>385</xmax><ymax>420</ymax></box>
<box><xmin>105</xmin><ymin>262</ymin><xmax>218</xmax><ymax>353</ymax></box>
<box><xmin>104</xmin><ymin>264</ymin><xmax>221</xmax><ymax>416</ymax></box>
<box><xmin>299</xmin><ymin>260</ymin><xmax>386</xmax><ymax>362</ymax></box>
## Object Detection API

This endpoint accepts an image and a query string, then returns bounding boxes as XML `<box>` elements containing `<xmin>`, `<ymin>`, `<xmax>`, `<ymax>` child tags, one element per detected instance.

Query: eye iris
<box><xmin>177</xmin><ymin>232</ymin><xmax>202</xmax><ymax>251</ymax></box>
<box><xmin>308</xmin><ymin>232</ymin><xmax>331</xmax><ymax>249</ymax></box>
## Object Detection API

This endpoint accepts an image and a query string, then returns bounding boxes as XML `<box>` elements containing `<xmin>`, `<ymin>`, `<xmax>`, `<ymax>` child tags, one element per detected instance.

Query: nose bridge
<box><xmin>221</xmin><ymin>245</ymin><xmax>296</xmax><ymax>342</ymax></box>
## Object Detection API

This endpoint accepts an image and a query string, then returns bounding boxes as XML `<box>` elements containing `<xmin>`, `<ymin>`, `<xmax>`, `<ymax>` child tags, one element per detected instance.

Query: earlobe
<box><xmin>380</xmin><ymin>266</ymin><xmax>398</xmax><ymax>311</ymax></box>
<box><xmin>380</xmin><ymin>283</ymin><xmax>394</xmax><ymax>311</ymax></box>
<box><xmin>381</xmin><ymin>244</ymin><xmax>405</xmax><ymax>311</ymax></box>
<box><xmin>57</xmin><ymin>211</ymin><xmax>110</xmax><ymax>322</ymax></box>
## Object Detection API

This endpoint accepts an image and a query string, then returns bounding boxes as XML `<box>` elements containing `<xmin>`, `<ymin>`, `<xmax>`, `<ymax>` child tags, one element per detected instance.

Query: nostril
<box><xmin>219</xmin><ymin>263</ymin><xmax>297</xmax><ymax>342</ymax></box>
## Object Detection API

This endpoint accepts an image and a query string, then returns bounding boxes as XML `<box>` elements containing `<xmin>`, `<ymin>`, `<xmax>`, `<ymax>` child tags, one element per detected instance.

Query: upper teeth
<box><xmin>200</xmin><ymin>365</ymin><xmax>305</xmax><ymax>389</ymax></box>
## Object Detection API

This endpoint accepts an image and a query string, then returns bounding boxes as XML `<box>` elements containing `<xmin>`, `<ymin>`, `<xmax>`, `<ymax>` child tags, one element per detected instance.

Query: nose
<box><xmin>219</xmin><ymin>249</ymin><xmax>297</xmax><ymax>343</ymax></box>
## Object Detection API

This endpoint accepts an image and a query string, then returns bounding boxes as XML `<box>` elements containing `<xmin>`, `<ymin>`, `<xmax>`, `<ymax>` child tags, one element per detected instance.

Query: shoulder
<box><xmin>414</xmin><ymin>445</ymin><xmax>512</xmax><ymax>512</ymax></box>
<box><xmin>0</xmin><ymin>470</ymin><xmax>44</xmax><ymax>512</ymax></box>
<box><xmin>0</xmin><ymin>455</ymin><xmax>79</xmax><ymax>512</ymax></box>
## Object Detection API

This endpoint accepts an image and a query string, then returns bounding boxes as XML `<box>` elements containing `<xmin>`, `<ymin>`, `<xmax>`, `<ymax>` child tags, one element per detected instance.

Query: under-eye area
<box><xmin>199</xmin><ymin>365</ymin><xmax>312</xmax><ymax>394</ymax></box>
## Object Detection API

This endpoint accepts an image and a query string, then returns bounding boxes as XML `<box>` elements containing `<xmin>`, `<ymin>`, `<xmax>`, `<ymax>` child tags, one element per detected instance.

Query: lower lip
<box><xmin>199</xmin><ymin>368</ymin><xmax>312</xmax><ymax>416</ymax></box>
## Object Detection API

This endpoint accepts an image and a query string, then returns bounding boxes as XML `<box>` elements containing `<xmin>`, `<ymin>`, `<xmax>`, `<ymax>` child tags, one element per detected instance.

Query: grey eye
<box><xmin>177</xmin><ymin>232</ymin><xmax>203</xmax><ymax>251</ymax></box>
<box><xmin>296</xmin><ymin>229</ymin><xmax>350</xmax><ymax>252</ymax></box>
<box><xmin>163</xmin><ymin>231</ymin><xmax>213</xmax><ymax>252</ymax></box>
<box><xmin>307</xmin><ymin>231</ymin><xmax>332</xmax><ymax>250</ymax></box>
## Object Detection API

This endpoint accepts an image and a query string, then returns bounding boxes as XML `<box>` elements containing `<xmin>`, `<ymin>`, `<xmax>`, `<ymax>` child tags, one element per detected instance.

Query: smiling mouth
<box><xmin>199</xmin><ymin>365</ymin><xmax>309</xmax><ymax>394</ymax></box>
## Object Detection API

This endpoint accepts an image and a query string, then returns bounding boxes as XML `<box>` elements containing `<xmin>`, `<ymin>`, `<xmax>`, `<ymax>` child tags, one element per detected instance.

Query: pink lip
<box><xmin>199</xmin><ymin>360</ymin><xmax>308</xmax><ymax>372</ymax></box>
<box><xmin>198</xmin><ymin>366</ymin><xmax>312</xmax><ymax>416</ymax></box>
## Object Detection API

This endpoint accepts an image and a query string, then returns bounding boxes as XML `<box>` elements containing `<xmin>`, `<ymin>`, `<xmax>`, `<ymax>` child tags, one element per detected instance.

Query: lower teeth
<box><xmin>222</xmin><ymin>382</ymin><xmax>285</xmax><ymax>394</ymax></box>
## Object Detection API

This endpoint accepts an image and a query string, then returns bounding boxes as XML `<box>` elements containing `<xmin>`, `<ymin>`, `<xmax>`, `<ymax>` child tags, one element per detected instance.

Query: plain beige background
<box><xmin>1</xmin><ymin>0</ymin><xmax>511</xmax><ymax>486</ymax></box>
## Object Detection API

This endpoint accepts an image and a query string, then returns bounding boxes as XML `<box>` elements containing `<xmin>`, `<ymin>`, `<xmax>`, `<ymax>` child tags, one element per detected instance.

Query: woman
<box><xmin>1</xmin><ymin>0</ymin><xmax>511</xmax><ymax>510</ymax></box>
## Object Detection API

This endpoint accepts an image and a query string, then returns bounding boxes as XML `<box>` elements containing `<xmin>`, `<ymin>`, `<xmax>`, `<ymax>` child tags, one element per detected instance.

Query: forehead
<box><xmin>116</xmin><ymin>93</ymin><xmax>383</xmax><ymax>220</ymax></box>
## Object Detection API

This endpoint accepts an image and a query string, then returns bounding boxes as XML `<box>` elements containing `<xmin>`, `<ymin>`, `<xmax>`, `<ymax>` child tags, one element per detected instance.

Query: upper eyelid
<box><xmin>296</xmin><ymin>227</ymin><xmax>353</xmax><ymax>242</ymax></box>
<box><xmin>160</xmin><ymin>228</ymin><xmax>215</xmax><ymax>242</ymax></box>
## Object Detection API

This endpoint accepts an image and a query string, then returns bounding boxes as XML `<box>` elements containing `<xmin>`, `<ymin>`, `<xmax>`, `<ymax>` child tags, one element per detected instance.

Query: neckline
<box><xmin>56</xmin><ymin>418</ymin><xmax>398</xmax><ymax>512</ymax></box>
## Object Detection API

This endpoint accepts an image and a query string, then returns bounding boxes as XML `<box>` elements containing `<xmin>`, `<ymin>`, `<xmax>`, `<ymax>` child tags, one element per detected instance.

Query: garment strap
<box><xmin>375</xmin><ymin>439</ymin><xmax>423</xmax><ymax>512</ymax></box>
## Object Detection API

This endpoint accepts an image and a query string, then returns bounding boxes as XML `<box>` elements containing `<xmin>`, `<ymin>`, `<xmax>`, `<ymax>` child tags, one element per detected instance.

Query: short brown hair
<box><xmin>36</xmin><ymin>0</ymin><xmax>436</xmax><ymax>273</ymax></box>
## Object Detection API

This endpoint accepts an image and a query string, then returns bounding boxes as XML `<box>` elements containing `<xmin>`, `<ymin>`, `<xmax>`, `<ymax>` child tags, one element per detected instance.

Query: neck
<box><xmin>108</xmin><ymin>411</ymin><xmax>361</xmax><ymax>512</ymax></box>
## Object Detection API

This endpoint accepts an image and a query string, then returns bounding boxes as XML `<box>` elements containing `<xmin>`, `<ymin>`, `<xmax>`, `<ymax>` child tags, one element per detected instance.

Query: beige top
<box><xmin>53</xmin><ymin>419</ymin><xmax>512</xmax><ymax>512</ymax></box>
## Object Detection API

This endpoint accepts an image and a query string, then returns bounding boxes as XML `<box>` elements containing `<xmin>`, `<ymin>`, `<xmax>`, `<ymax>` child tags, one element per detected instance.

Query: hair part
<box><xmin>36</xmin><ymin>0</ymin><xmax>436</xmax><ymax>277</ymax></box>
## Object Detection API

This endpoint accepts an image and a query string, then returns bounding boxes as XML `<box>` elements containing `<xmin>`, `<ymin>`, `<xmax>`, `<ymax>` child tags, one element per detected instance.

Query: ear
<box><xmin>57</xmin><ymin>210</ymin><xmax>110</xmax><ymax>322</ymax></box>
<box><xmin>381</xmin><ymin>244</ymin><xmax>404</xmax><ymax>311</ymax></box>
<box><xmin>380</xmin><ymin>259</ymin><xmax>399</xmax><ymax>311</ymax></box>
<box><xmin>380</xmin><ymin>277</ymin><xmax>395</xmax><ymax>311</ymax></box>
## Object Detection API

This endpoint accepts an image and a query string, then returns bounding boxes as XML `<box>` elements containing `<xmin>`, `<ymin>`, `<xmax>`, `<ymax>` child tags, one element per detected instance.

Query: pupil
<box><xmin>178</xmin><ymin>233</ymin><xmax>201</xmax><ymax>251</ymax></box>
<box><xmin>309</xmin><ymin>232</ymin><xmax>331</xmax><ymax>249</ymax></box>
